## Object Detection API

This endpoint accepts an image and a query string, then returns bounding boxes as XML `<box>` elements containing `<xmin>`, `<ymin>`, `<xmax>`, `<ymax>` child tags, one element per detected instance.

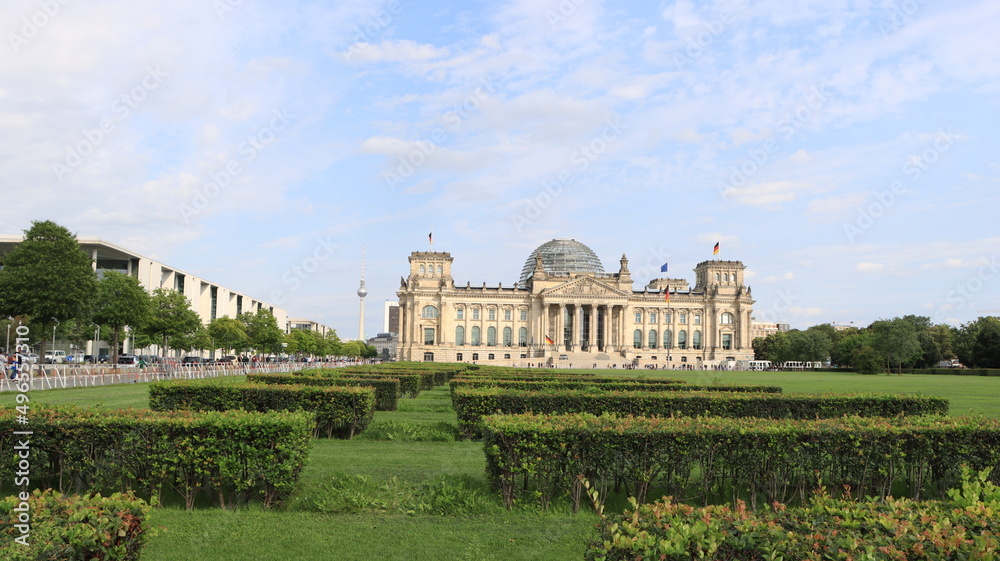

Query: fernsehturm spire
<box><xmin>357</xmin><ymin>246</ymin><xmax>367</xmax><ymax>341</ymax></box>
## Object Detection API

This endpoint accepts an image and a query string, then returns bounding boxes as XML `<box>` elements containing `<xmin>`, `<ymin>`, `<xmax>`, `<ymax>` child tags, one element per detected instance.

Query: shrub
<box><xmin>482</xmin><ymin>413</ymin><xmax>999</xmax><ymax>509</ymax></box>
<box><xmin>585</xmin><ymin>467</ymin><xmax>1000</xmax><ymax>560</ymax></box>
<box><xmin>150</xmin><ymin>380</ymin><xmax>375</xmax><ymax>438</ymax></box>
<box><xmin>0</xmin><ymin>490</ymin><xmax>154</xmax><ymax>561</ymax></box>
<box><xmin>0</xmin><ymin>406</ymin><xmax>313</xmax><ymax>509</ymax></box>
<box><xmin>249</xmin><ymin>373</ymin><xmax>399</xmax><ymax>411</ymax></box>
<box><xmin>455</xmin><ymin>387</ymin><xmax>948</xmax><ymax>438</ymax></box>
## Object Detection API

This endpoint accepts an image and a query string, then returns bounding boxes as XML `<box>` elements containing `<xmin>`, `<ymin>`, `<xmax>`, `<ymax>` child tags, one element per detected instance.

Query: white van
<box><xmin>44</xmin><ymin>350</ymin><xmax>67</xmax><ymax>364</ymax></box>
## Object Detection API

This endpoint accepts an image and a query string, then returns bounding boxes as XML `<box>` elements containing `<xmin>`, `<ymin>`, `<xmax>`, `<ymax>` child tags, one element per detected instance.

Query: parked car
<box><xmin>217</xmin><ymin>355</ymin><xmax>236</xmax><ymax>364</ymax></box>
<box><xmin>118</xmin><ymin>355</ymin><xmax>139</xmax><ymax>366</ymax></box>
<box><xmin>181</xmin><ymin>356</ymin><xmax>202</xmax><ymax>365</ymax></box>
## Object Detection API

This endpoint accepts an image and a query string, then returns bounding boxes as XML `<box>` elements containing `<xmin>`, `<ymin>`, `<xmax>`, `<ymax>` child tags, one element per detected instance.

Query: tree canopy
<box><xmin>91</xmin><ymin>271</ymin><xmax>151</xmax><ymax>365</ymax></box>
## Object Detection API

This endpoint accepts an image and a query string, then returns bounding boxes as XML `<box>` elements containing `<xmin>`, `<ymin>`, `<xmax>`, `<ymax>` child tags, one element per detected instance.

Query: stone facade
<box><xmin>396</xmin><ymin>240</ymin><xmax>755</xmax><ymax>367</ymax></box>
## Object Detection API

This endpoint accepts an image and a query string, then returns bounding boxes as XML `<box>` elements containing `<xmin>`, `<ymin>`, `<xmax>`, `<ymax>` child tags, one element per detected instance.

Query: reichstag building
<box><xmin>396</xmin><ymin>238</ymin><xmax>754</xmax><ymax>367</ymax></box>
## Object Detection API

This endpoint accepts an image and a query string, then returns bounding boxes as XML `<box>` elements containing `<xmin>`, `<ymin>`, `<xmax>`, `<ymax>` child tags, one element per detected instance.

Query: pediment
<box><xmin>541</xmin><ymin>276</ymin><xmax>629</xmax><ymax>299</ymax></box>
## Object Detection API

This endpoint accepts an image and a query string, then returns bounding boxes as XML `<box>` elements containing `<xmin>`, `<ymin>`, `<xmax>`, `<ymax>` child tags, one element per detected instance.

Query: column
<box><xmin>587</xmin><ymin>305</ymin><xmax>596</xmax><ymax>352</ymax></box>
<box><xmin>558</xmin><ymin>304</ymin><xmax>566</xmax><ymax>352</ymax></box>
<box><xmin>601</xmin><ymin>305</ymin><xmax>610</xmax><ymax>352</ymax></box>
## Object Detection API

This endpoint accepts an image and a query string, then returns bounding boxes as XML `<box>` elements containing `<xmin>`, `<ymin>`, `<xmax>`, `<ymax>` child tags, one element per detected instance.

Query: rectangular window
<box><xmin>635</xmin><ymin>312</ymin><xmax>642</xmax><ymax>323</ymax></box>
<box><xmin>504</xmin><ymin>309</ymin><xmax>511</xmax><ymax>321</ymax></box>
<box><xmin>722</xmin><ymin>333</ymin><xmax>732</xmax><ymax>350</ymax></box>
<box><xmin>473</xmin><ymin>309</ymin><xmax>480</xmax><ymax>320</ymax></box>
<box><xmin>457</xmin><ymin>309</ymin><xmax>464</xmax><ymax>320</ymax></box>
<box><xmin>456</xmin><ymin>353</ymin><xmax>463</xmax><ymax>361</ymax></box>
<box><xmin>649</xmin><ymin>312</ymin><xmax>657</xmax><ymax>323</ymax></box>
<box><xmin>520</xmin><ymin>310</ymin><xmax>527</xmax><ymax>321</ymax></box>
<box><xmin>695</xmin><ymin>315</ymin><xmax>702</xmax><ymax>325</ymax></box>
<box><xmin>664</xmin><ymin>312</ymin><xmax>671</xmax><ymax>324</ymax></box>
<box><xmin>489</xmin><ymin>309</ymin><xmax>496</xmax><ymax>320</ymax></box>
<box><xmin>680</xmin><ymin>313</ymin><xmax>687</xmax><ymax>324</ymax></box>
<box><xmin>424</xmin><ymin>328</ymin><xmax>435</xmax><ymax>345</ymax></box>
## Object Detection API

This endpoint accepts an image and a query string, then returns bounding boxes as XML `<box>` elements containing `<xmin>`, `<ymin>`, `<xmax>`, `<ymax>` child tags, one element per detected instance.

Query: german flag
<box><xmin>544</xmin><ymin>335</ymin><xmax>554</xmax><ymax>345</ymax></box>
<box><xmin>713</xmin><ymin>242</ymin><xmax>720</xmax><ymax>256</ymax></box>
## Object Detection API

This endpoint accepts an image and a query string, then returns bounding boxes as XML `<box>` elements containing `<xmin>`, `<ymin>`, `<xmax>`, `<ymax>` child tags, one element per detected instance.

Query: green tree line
<box><xmin>753</xmin><ymin>315</ymin><xmax>1000</xmax><ymax>373</ymax></box>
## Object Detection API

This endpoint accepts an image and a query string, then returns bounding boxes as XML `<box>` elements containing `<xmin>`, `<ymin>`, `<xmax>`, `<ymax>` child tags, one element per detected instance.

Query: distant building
<box><xmin>396</xmin><ymin>238</ymin><xmax>755</xmax><ymax>367</ymax></box>
<box><xmin>286</xmin><ymin>319</ymin><xmax>334</xmax><ymax>335</ymax></box>
<box><xmin>384</xmin><ymin>301</ymin><xmax>400</xmax><ymax>335</ymax></box>
<box><xmin>367</xmin><ymin>332</ymin><xmax>398</xmax><ymax>361</ymax></box>
<box><xmin>749</xmin><ymin>319</ymin><xmax>791</xmax><ymax>341</ymax></box>
<box><xmin>0</xmin><ymin>235</ymin><xmax>328</xmax><ymax>357</ymax></box>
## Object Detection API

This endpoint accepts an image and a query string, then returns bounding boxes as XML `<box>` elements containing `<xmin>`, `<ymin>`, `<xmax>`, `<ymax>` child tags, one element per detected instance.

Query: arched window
<box><xmin>487</xmin><ymin>326</ymin><xmax>497</xmax><ymax>346</ymax></box>
<box><xmin>663</xmin><ymin>330</ymin><xmax>672</xmax><ymax>349</ymax></box>
<box><xmin>471</xmin><ymin>326</ymin><xmax>481</xmax><ymax>346</ymax></box>
<box><xmin>421</xmin><ymin>305</ymin><xmax>439</xmax><ymax>319</ymax></box>
<box><xmin>436</xmin><ymin>265</ymin><xmax>442</xmax><ymax>275</ymax></box>
<box><xmin>693</xmin><ymin>330</ymin><xmax>702</xmax><ymax>350</ymax></box>
<box><xmin>648</xmin><ymin>329</ymin><xmax>658</xmax><ymax>349</ymax></box>
<box><xmin>455</xmin><ymin>326</ymin><xmax>465</xmax><ymax>346</ymax></box>
<box><xmin>633</xmin><ymin>329</ymin><xmax>642</xmax><ymax>349</ymax></box>
<box><xmin>715</xmin><ymin>272</ymin><xmax>721</xmax><ymax>282</ymax></box>
<box><xmin>518</xmin><ymin>327</ymin><xmax>527</xmax><ymax>347</ymax></box>
<box><xmin>723</xmin><ymin>273</ymin><xmax>729</xmax><ymax>282</ymax></box>
<box><xmin>419</xmin><ymin>265</ymin><xmax>425</xmax><ymax>274</ymax></box>
<box><xmin>503</xmin><ymin>327</ymin><xmax>512</xmax><ymax>347</ymax></box>
<box><xmin>678</xmin><ymin>330</ymin><xmax>687</xmax><ymax>349</ymax></box>
<box><xmin>720</xmin><ymin>312</ymin><xmax>734</xmax><ymax>325</ymax></box>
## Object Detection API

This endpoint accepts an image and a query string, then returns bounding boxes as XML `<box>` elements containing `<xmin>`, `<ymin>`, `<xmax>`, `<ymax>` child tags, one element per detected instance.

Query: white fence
<box><xmin>0</xmin><ymin>362</ymin><xmax>298</xmax><ymax>393</ymax></box>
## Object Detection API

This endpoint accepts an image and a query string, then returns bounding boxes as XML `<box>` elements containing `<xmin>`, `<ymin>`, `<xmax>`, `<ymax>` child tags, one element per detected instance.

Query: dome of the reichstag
<box><xmin>517</xmin><ymin>238</ymin><xmax>605</xmax><ymax>287</ymax></box>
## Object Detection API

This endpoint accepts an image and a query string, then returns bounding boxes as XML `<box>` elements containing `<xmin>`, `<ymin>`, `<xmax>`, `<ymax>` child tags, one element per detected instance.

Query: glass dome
<box><xmin>518</xmin><ymin>238</ymin><xmax>605</xmax><ymax>286</ymax></box>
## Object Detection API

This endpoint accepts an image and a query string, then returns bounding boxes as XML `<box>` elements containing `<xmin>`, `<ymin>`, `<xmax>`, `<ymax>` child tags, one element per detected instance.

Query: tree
<box><xmin>238</xmin><ymin>309</ymin><xmax>285</xmax><ymax>355</ymax></box>
<box><xmin>956</xmin><ymin>317</ymin><xmax>1000</xmax><ymax>368</ymax></box>
<box><xmin>141</xmin><ymin>289</ymin><xmax>201</xmax><ymax>357</ymax></box>
<box><xmin>789</xmin><ymin>328</ymin><xmax>833</xmax><ymax>363</ymax></box>
<box><xmin>0</xmin><ymin>220</ymin><xmax>99</xmax><ymax>359</ymax></box>
<box><xmin>324</xmin><ymin>330</ymin><xmax>342</xmax><ymax>357</ymax></box>
<box><xmin>207</xmin><ymin>317</ymin><xmax>249</xmax><ymax>355</ymax></box>
<box><xmin>853</xmin><ymin>344</ymin><xmax>884</xmax><ymax>375</ymax></box>
<box><xmin>870</xmin><ymin>318</ymin><xmax>922</xmax><ymax>374</ymax></box>
<box><xmin>832</xmin><ymin>332</ymin><xmax>877</xmax><ymax>369</ymax></box>
<box><xmin>91</xmin><ymin>271</ymin><xmax>151</xmax><ymax>367</ymax></box>
<box><xmin>753</xmin><ymin>331</ymin><xmax>789</xmax><ymax>362</ymax></box>
<box><xmin>285</xmin><ymin>329</ymin><xmax>318</xmax><ymax>357</ymax></box>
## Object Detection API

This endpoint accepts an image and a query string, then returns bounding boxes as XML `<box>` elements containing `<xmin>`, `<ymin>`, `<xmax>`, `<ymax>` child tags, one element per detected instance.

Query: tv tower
<box><xmin>357</xmin><ymin>246</ymin><xmax>367</xmax><ymax>341</ymax></box>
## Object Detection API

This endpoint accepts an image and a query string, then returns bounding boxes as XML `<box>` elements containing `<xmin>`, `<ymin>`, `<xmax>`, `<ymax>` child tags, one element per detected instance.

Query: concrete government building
<box><xmin>396</xmin><ymin>238</ymin><xmax>755</xmax><ymax>367</ymax></box>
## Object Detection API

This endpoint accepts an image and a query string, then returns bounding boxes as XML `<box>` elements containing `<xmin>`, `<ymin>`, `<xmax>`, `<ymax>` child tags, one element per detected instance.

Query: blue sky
<box><xmin>3</xmin><ymin>0</ymin><xmax>998</xmax><ymax>336</ymax></box>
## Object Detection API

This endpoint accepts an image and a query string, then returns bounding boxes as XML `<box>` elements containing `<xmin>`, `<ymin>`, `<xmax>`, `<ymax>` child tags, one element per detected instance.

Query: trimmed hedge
<box><xmin>248</xmin><ymin>373</ymin><xmax>399</xmax><ymax>411</ymax></box>
<box><xmin>449</xmin><ymin>377</ymin><xmax>779</xmax><ymax>399</ymax></box>
<box><xmin>482</xmin><ymin>413</ymin><xmax>1000</xmax><ymax>509</ymax></box>
<box><xmin>585</xmin><ymin>468</ymin><xmax>1000</xmax><ymax>560</ymax></box>
<box><xmin>149</xmin><ymin>380</ymin><xmax>375</xmax><ymax>438</ymax></box>
<box><xmin>0</xmin><ymin>406</ymin><xmax>313</xmax><ymax>509</ymax></box>
<box><xmin>910</xmin><ymin>367</ymin><xmax>1000</xmax><ymax>377</ymax></box>
<box><xmin>0</xmin><ymin>490</ymin><xmax>154</xmax><ymax>560</ymax></box>
<box><xmin>302</xmin><ymin>368</ymin><xmax>423</xmax><ymax>397</ymax></box>
<box><xmin>455</xmin><ymin>387</ymin><xmax>948</xmax><ymax>437</ymax></box>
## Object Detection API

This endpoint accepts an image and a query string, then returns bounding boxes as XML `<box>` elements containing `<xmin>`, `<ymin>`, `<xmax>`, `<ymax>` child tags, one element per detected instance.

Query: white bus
<box><xmin>736</xmin><ymin>360</ymin><xmax>772</xmax><ymax>371</ymax></box>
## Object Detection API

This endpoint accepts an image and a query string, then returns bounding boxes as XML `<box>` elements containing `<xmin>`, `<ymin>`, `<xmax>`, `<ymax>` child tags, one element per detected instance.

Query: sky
<box><xmin>3</xmin><ymin>0</ymin><xmax>999</xmax><ymax>337</ymax></box>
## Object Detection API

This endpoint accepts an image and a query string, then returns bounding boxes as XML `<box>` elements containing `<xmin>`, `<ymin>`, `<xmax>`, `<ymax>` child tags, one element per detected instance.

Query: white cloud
<box><xmin>722</xmin><ymin>181</ymin><xmax>818</xmax><ymax>208</ymax></box>
<box><xmin>855</xmin><ymin>262</ymin><xmax>885</xmax><ymax>272</ymax></box>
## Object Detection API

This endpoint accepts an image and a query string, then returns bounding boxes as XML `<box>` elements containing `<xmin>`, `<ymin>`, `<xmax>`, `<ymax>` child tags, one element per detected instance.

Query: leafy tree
<box><xmin>956</xmin><ymin>317</ymin><xmax>1000</xmax><ymax>368</ymax></box>
<box><xmin>285</xmin><ymin>329</ymin><xmax>318</xmax><ymax>357</ymax></box>
<box><xmin>339</xmin><ymin>340</ymin><xmax>364</xmax><ymax>359</ymax></box>
<box><xmin>190</xmin><ymin>326</ymin><xmax>214</xmax><ymax>353</ymax></box>
<box><xmin>870</xmin><ymin>318</ymin><xmax>922</xmax><ymax>374</ymax></box>
<box><xmin>324</xmin><ymin>330</ymin><xmax>342</xmax><ymax>357</ymax></box>
<box><xmin>142</xmin><ymin>289</ymin><xmax>201</xmax><ymax>357</ymax></box>
<box><xmin>753</xmin><ymin>331</ymin><xmax>789</xmax><ymax>362</ymax></box>
<box><xmin>0</xmin><ymin>220</ymin><xmax>99</xmax><ymax>358</ymax></box>
<box><xmin>853</xmin><ymin>344</ymin><xmax>884</xmax><ymax>375</ymax></box>
<box><xmin>831</xmin><ymin>332</ymin><xmax>876</xmax><ymax>368</ymax></box>
<box><xmin>789</xmin><ymin>328</ymin><xmax>833</xmax><ymax>363</ymax></box>
<box><xmin>238</xmin><ymin>309</ymin><xmax>285</xmax><ymax>355</ymax></box>
<box><xmin>91</xmin><ymin>271</ymin><xmax>151</xmax><ymax>367</ymax></box>
<box><xmin>207</xmin><ymin>317</ymin><xmax>249</xmax><ymax>355</ymax></box>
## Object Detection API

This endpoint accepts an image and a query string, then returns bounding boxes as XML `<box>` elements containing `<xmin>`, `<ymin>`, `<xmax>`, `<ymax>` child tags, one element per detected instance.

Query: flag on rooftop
<box><xmin>660</xmin><ymin>262</ymin><xmax>668</xmax><ymax>272</ymax></box>
<box><xmin>713</xmin><ymin>242</ymin><xmax>720</xmax><ymax>256</ymax></box>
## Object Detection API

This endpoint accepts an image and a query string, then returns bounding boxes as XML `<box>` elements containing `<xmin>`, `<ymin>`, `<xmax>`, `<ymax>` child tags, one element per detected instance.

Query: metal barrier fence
<box><xmin>0</xmin><ymin>362</ymin><xmax>298</xmax><ymax>392</ymax></box>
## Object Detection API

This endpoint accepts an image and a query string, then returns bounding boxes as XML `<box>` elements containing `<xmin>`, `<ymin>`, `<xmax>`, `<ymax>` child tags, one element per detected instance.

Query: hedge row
<box><xmin>149</xmin><ymin>380</ymin><xmax>375</xmax><ymax>438</ymax></box>
<box><xmin>482</xmin><ymin>413</ymin><xmax>1000</xmax><ymax>509</ymax></box>
<box><xmin>455</xmin><ymin>387</ymin><xmax>948</xmax><ymax>438</ymax></box>
<box><xmin>302</xmin><ymin>368</ymin><xmax>423</xmax><ymax>397</ymax></box>
<box><xmin>910</xmin><ymin>367</ymin><xmax>1000</xmax><ymax>377</ymax></box>
<box><xmin>0</xmin><ymin>406</ymin><xmax>313</xmax><ymax>509</ymax></box>
<box><xmin>449</xmin><ymin>378</ymin><xmax>780</xmax><ymax>399</ymax></box>
<box><xmin>248</xmin><ymin>373</ymin><xmax>399</xmax><ymax>411</ymax></box>
<box><xmin>0</xmin><ymin>490</ymin><xmax>154</xmax><ymax>561</ymax></box>
<box><xmin>585</xmin><ymin>468</ymin><xmax>1000</xmax><ymax>560</ymax></box>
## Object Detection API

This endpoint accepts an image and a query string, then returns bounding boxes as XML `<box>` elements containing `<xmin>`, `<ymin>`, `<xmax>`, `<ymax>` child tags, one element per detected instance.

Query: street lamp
<box><xmin>6</xmin><ymin>317</ymin><xmax>12</xmax><ymax>354</ymax></box>
<box><xmin>51</xmin><ymin>318</ymin><xmax>59</xmax><ymax>361</ymax></box>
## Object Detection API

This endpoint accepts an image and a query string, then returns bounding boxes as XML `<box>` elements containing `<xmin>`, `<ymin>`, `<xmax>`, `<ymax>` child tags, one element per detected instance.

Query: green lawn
<box><xmin>5</xmin><ymin>370</ymin><xmax>999</xmax><ymax>560</ymax></box>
